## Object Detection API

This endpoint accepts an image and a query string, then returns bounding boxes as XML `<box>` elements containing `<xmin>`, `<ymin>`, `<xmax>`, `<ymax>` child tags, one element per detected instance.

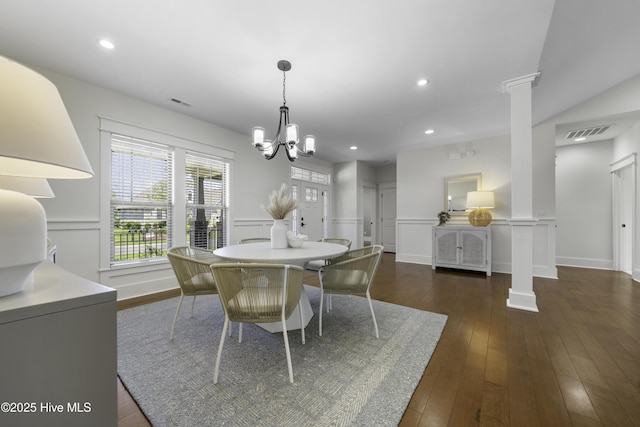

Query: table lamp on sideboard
<box><xmin>466</xmin><ymin>191</ymin><xmax>495</xmax><ymax>227</ymax></box>
<box><xmin>0</xmin><ymin>56</ymin><xmax>94</xmax><ymax>297</ymax></box>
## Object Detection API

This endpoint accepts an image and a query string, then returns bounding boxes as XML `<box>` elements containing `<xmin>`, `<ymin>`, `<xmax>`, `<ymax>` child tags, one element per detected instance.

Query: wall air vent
<box><xmin>565</xmin><ymin>125</ymin><xmax>610</xmax><ymax>140</ymax></box>
<box><xmin>170</xmin><ymin>98</ymin><xmax>191</xmax><ymax>107</ymax></box>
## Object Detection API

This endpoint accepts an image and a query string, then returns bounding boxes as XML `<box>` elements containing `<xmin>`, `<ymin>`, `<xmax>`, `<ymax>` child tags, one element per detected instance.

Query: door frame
<box><xmin>363</xmin><ymin>184</ymin><xmax>377</xmax><ymax>246</ymax></box>
<box><xmin>610</xmin><ymin>153</ymin><xmax>636</xmax><ymax>275</ymax></box>
<box><xmin>378</xmin><ymin>182</ymin><xmax>397</xmax><ymax>253</ymax></box>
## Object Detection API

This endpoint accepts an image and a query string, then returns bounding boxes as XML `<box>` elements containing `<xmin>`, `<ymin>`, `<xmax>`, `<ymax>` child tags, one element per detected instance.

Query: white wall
<box><xmin>34</xmin><ymin>65</ymin><xmax>332</xmax><ymax>298</ymax></box>
<box><xmin>330</xmin><ymin>160</ymin><xmax>388</xmax><ymax>248</ymax></box>
<box><xmin>396</xmin><ymin>135</ymin><xmax>525</xmax><ymax>272</ymax></box>
<box><xmin>332</xmin><ymin>161</ymin><xmax>360</xmax><ymax>247</ymax></box>
<box><xmin>375</xmin><ymin>164</ymin><xmax>397</xmax><ymax>183</ymax></box>
<box><xmin>556</xmin><ymin>140</ymin><xmax>614</xmax><ymax>269</ymax></box>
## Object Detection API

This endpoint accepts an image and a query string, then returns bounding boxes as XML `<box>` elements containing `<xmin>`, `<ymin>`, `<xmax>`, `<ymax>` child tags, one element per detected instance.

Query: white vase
<box><xmin>270</xmin><ymin>219</ymin><xmax>288</xmax><ymax>249</ymax></box>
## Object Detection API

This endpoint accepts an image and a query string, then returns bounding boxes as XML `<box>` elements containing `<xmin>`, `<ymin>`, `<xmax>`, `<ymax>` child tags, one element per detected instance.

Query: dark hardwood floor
<box><xmin>117</xmin><ymin>253</ymin><xmax>640</xmax><ymax>426</ymax></box>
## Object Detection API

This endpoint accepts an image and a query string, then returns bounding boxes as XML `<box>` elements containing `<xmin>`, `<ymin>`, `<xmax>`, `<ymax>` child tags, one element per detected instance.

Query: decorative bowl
<box><xmin>288</xmin><ymin>239</ymin><xmax>304</xmax><ymax>248</ymax></box>
<box><xmin>287</xmin><ymin>233</ymin><xmax>308</xmax><ymax>248</ymax></box>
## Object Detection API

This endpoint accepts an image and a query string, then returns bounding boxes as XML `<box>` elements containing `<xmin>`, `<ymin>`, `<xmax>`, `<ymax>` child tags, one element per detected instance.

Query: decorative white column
<box><xmin>503</xmin><ymin>73</ymin><xmax>540</xmax><ymax>312</ymax></box>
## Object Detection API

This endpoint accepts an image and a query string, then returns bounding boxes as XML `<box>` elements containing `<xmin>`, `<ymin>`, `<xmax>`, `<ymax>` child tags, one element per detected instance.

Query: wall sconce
<box><xmin>447</xmin><ymin>148</ymin><xmax>475</xmax><ymax>160</ymax></box>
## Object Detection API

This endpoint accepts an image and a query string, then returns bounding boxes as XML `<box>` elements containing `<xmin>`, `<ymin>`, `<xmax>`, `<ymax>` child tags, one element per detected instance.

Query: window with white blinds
<box><xmin>110</xmin><ymin>134</ymin><xmax>173</xmax><ymax>265</ymax></box>
<box><xmin>185</xmin><ymin>152</ymin><xmax>228</xmax><ymax>249</ymax></box>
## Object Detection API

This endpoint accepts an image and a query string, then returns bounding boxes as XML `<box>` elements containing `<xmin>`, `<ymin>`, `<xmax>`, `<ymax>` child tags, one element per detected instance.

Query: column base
<box><xmin>506</xmin><ymin>288</ymin><xmax>539</xmax><ymax>312</ymax></box>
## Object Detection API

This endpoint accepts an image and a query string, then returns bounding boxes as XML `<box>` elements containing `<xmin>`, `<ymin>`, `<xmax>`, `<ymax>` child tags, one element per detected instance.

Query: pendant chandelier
<box><xmin>252</xmin><ymin>60</ymin><xmax>316</xmax><ymax>161</ymax></box>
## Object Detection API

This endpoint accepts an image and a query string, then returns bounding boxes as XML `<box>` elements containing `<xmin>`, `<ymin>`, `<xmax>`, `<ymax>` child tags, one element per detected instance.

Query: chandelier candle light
<box><xmin>252</xmin><ymin>60</ymin><xmax>316</xmax><ymax>162</ymax></box>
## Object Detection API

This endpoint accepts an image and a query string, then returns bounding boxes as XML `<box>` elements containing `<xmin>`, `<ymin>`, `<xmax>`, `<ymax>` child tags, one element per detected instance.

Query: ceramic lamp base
<box><xmin>0</xmin><ymin>189</ymin><xmax>47</xmax><ymax>297</ymax></box>
<box><xmin>468</xmin><ymin>208</ymin><xmax>492</xmax><ymax>226</ymax></box>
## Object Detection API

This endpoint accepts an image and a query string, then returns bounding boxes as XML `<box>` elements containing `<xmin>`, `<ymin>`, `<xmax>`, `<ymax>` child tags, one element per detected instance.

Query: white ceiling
<box><xmin>1</xmin><ymin>0</ymin><xmax>640</xmax><ymax>165</ymax></box>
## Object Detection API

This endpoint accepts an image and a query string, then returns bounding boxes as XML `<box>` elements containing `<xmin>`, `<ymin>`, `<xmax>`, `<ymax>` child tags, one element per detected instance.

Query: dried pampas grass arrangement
<box><xmin>263</xmin><ymin>183</ymin><xmax>298</xmax><ymax>219</ymax></box>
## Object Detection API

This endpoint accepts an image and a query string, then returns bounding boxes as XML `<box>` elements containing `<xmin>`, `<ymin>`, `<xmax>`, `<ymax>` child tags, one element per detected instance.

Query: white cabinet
<box><xmin>432</xmin><ymin>226</ymin><xmax>492</xmax><ymax>276</ymax></box>
<box><xmin>0</xmin><ymin>261</ymin><xmax>117</xmax><ymax>427</ymax></box>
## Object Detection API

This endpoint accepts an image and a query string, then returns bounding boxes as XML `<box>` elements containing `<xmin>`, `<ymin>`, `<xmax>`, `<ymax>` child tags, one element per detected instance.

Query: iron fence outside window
<box><xmin>113</xmin><ymin>227</ymin><xmax>168</xmax><ymax>261</ymax></box>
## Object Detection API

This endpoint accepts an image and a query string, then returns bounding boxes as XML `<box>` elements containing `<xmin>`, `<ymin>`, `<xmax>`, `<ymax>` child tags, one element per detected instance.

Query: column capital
<box><xmin>502</xmin><ymin>72</ymin><xmax>541</xmax><ymax>93</ymax></box>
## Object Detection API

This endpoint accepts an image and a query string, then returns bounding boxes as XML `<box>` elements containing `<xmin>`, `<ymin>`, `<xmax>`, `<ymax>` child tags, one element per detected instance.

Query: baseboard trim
<box><xmin>117</xmin><ymin>288</ymin><xmax>180</xmax><ymax>310</ymax></box>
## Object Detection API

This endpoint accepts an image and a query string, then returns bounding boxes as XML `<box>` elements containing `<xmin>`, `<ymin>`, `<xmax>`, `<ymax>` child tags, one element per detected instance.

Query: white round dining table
<box><xmin>213</xmin><ymin>241</ymin><xmax>348</xmax><ymax>264</ymax></box>
<box><xmin>213</xmin><ymin>241</ymin><xmax>348</xmax><ymax>333</ymax></box>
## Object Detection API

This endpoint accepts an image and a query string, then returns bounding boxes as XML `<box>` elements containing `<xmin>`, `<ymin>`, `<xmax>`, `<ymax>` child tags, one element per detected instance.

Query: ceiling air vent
<box><xmin>170</xmin><ymin>97</ymin><xmax>191</xmax><ymax>107</ymax></box>
<box><xmin>565</xmin><ymin>125</ymin><xmax>610</xmax><ymax>140</ymax></box>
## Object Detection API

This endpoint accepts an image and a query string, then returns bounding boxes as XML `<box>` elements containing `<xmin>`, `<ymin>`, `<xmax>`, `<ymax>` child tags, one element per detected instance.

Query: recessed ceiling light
<box><xmin>98</xmin><ymin>39</ymin><xmax>115</xmax><ymax>49</ymax></box>
<box><xmin>424</xmin><ymin>129</ymin><xmax>435</xmax><ymax>135</ymax></box>
<box><xmin>417</xmin><ymin>78</ymin><xmax>429</xmax><ymax>86</ymax></box>
<box><xmin>350</xmin><ymin>146</ymin><xmax>358</xmax><ymax>150</ymax></box>
<box><xmin>574</xmin><ymin>137</ymin><xmax>587</xmax><ymax>142</ymax></box>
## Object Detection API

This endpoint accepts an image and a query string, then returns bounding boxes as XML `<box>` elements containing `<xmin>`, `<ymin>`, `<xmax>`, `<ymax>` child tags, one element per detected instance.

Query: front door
<box><xmin>292</xmin><ymin>179</ymin><xmax>326</xmax><ymax>241</ymax></box>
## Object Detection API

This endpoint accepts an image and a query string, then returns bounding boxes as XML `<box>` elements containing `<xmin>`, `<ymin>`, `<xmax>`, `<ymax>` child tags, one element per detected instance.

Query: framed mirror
<box><xmin>444</xmin><ymin>173</ymin><xmax>481</xmax><ymax>215</ymax></box>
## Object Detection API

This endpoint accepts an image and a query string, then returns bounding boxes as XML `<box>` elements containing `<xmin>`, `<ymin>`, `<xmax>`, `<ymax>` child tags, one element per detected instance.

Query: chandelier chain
<box><xmin>282</xmin><ymin>70</ymin><xmax>287</xmax><ymax>106</ymax></box>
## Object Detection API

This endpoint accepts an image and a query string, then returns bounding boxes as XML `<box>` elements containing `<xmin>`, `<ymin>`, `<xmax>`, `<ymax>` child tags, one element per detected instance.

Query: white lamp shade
<box><xmin>287</xmin><ymin>143</ymin><xmax>298</xmax><ymax>159</ymax></box>
<box><xmin>263</xmin><ymin>140</ymin><xmax>274</xmax><ymax>157</ymax></box>
<box><xmin>466</xmin><ymin>191</ymin><xmax>495</xmax><ymax>209</ymax></box>
<box><xmin>0</xmin><ymin>56</ymin><xmax>94</xmax><ymax>179</ymax></box>
<box><xmin>304</xmin><ymin>135</ymin><xmax>316</xmax><ymax>154</ymax></box>
<box><xmin>0</xmin><ymin>176</ymin><xmax>54</xmax><ymax>198</ymax></box>
<box><xmin>286</xmin><ymin>123</ymin><xmax>299</xmax><ymax>143</ymax></box>
<box><xmin>252</xmin><ymin>126</ymin><xmax>265</xmax><ymax>147</ymax></box>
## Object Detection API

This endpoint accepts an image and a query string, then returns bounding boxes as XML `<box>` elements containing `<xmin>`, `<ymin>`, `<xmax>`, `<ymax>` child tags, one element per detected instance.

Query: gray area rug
<box><xmin>118</xmin><ymin>286</ymin><xmax>447</xmax><ymax>426</ymax></box>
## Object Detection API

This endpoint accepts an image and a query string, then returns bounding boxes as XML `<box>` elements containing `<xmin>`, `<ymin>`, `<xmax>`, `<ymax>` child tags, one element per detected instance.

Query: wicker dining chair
<box><xmin>210</xmin><ymin>263</ymin><xmax>305</xmax><ymax>384</ymax></box>
<box><xmin>318</xmin><ymin>237</ymin><xmax>352</xmax><ymax>248</ymax></box>
<box><xmin>326</xmin><ymin>244</ymin><xmax>377</xmax><ymax>265</ymax></box>
<box><xmin>167</xmin><ymin>246</ymin><xmax>223</xmax><ymax>340</ymax></box>
<box><xmin>318</xmin><ymin>245</ymin><xmax>383</xmax><ymax>338</ymax></box>
<box><xmin>306</xmin><ymin>237</ymin><xmax>352</xmax><ymax>270</ymax></box>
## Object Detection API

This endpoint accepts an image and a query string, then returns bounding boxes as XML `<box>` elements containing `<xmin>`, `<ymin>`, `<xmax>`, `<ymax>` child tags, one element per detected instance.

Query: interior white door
<box><xmin>363</xmin><ymin>186</ymin><xmax>376</xmax><ymax>246</ymax></box>
<box><xmin>380</xmin><ymin>186</ymin><xmax>396</xmax><ymax>252</ymax></box>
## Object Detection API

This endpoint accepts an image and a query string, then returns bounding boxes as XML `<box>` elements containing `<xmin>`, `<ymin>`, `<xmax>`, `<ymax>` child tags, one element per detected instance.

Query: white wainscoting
<box><xmin>101</xmin><ymin>261</ymin><xmax>176</xmax><ymax>301</ymax></box>
<box><xmin>331</xmin><ymin>218</ymin><xmax>361</xmax><ymax>248</ymax></box>
<box><xmin>556</xmin><ymin>257</ymin><xmax>613</xmax><ymax>270</ymax></box>
<box><xmin>231</xmin><ymin>218</ymin><xmax>275</xmax><ymax>244</ymax></box>
<box><xmin>47</xmin><ymin>219</ymin><xmax>101</xmax><ymax>283</ymax></box>
<box><xmin>396</xmin><ymin>218</ymin><xmax>558</xmax><ymax>279</ymax></box>
<box><xmin>396</xmin><ymin>218</ymin><xmax>434</xmax><ymax>265</ymax></box>
<box><xmin>47</xmin><ymin>219</ymin><xmax>177</xmax><ymax>300</ymax></box>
